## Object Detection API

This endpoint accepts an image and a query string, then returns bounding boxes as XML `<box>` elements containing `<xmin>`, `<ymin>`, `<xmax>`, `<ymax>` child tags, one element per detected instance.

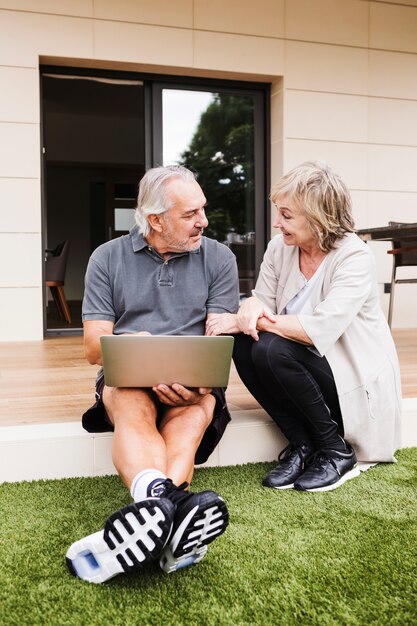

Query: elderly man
<box><xmin>66</xmin><ymin>165</ymin><xmax>239</xmax><ymax>583</ymax></box>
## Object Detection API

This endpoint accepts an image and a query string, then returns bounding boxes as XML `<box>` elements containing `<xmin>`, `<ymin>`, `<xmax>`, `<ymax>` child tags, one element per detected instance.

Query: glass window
<box><xmin>160</xmin><ymin>87</ymin><xmax>263</xmax><ymax>298</ymax></box>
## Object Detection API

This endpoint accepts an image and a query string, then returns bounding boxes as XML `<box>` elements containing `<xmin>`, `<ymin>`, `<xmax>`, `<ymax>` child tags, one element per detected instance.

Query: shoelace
<box><xmin>278</xmin><ymin>444</ymin><xmax>296</xmax><ymax>462</ymax></box>
<box><xmin>306</xmin><ymin>450</ymin><xmax>340</xmax><ymax>475</ymax></box>
<box><xmin>278</xmin><ymin>444</ymin><xmax>308</xmax><ymax>465</ymax></box>
<box><xmin>162</xmin><ymin>479</ymin><xmax>190</xmax><ymax>505</ymax></box>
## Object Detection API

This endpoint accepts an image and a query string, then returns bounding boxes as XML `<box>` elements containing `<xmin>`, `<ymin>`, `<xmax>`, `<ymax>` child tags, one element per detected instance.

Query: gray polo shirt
<box><xmin>82</xmin><ymin>226</ymin><xmax>239</xmax><ymax>336</ymax></box>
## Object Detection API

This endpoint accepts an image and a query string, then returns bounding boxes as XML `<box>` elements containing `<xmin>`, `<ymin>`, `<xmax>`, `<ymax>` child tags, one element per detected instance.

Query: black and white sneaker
<box><xmin>66</xmin><ymin>498</ymin><xmax>175</xmax><ymax>584</ymax></box>
<box><xmin>294</xmin><ymin>444</ymin><xmax>360</xmax><ymax>492</ymax></box>
<box><xmin>158</xmin><ymin>480</ymin><xmax>229</xmax><ymax>574</ymax></box>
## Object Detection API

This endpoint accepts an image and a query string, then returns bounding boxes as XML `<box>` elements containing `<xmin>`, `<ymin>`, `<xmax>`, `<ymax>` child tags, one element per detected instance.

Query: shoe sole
<box><xmin>159</xmin><ymin>491</ymin><xmax>229</xmax><ymax>574</ymax></box>
<box><xmin>262</xmin><ymin>481</ymin><xmax>294</xmax><ymax>489</ymax></box>
<box><xmin>262</xmin><ymin>479</ymin><xmax>295</xmax><ymax>490</ymax></box>
<box><xmin>66</xmin><ymin>498</ymin><xmax>174</xmax><ymax>584</ymax></box>
<box><xmin>295</xmin><ymin>465</ymin><xmax>361</xmax><ymax>493</ymax></box>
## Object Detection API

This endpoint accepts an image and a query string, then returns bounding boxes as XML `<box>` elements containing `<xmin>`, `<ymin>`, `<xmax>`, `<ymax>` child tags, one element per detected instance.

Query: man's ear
<box><xmin>147</xmin><ymin>213</ymin><xmax>164</xmax><ymax>233</ymax></box>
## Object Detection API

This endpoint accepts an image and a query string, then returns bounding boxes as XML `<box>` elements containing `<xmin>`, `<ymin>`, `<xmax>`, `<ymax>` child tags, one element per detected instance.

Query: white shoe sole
<box><xmin>66</xmin><ymin>498</ymin><xmax>174</xmax><ymax>583</ymax></box>
<box><xmin>263</xmin><ymin>481</ymin><xmax>295</xmax><ymax>490</ymax></box>
<box><xmin>299</xmin><ymin>465</ymin><xmax>361</xmax><ymax>493</ymax></box>
<box><xmin>159</xmin><ymin>493</ymin><xmax>228</xmax><ymax>574</ymax></box>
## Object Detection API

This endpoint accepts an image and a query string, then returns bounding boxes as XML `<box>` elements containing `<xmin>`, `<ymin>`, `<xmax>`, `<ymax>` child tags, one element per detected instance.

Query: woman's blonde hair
<box><xmin>270</xmin><ymin>161</ymin><xmax>355</xmax><ymax>252</ymax></box>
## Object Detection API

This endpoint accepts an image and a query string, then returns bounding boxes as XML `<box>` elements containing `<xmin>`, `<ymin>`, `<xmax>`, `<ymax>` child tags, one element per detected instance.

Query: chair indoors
<box><xmin>387</xmin><ymin>222</ymin><xmax>417</xmax><ymax>328</ymax></box>
<box><xmin>45</xmin><ymin>240</ymin><xmax>72</xmax><ymax>324</ymax></box>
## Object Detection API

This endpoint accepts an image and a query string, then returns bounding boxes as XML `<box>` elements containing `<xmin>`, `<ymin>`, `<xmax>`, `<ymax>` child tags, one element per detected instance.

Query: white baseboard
<box><xmin>1</xmin><ymin>400</ymin><xmax>416</xmax><ymax>484</ymax></box>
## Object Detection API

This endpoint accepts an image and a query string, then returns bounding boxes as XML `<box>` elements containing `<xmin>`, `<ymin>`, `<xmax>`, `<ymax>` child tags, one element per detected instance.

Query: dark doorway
<box><xmin>42</xmin><ymin>73</ymin><xmax>145</xmax><ymax>333</ymax></box>
<box><xmin>41</xmin><ymin>69</ymin><xmax>269</xmax><ymax>336</ymax></box>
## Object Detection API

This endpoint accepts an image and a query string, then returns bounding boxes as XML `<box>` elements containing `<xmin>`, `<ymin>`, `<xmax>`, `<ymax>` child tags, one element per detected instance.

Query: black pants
<box><xmin>233</xmin><ymin>332</ymin><xmax>345</xmax><ymax>451</ymax></box>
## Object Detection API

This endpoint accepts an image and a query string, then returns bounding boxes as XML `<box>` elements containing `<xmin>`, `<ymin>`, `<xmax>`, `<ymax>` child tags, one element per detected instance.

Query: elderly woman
<box><xmin>207</xmin><ymin>161</ymin><xmax>401</xmax><ymax>492</ymax></box>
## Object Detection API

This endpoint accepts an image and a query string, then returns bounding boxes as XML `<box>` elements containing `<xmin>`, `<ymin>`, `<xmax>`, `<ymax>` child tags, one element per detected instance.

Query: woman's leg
<box><xmin>233</xmin><ymin>333</ymin><xmax>313</xmax><ymax>447</ymax></box>
<box><xmin>250</xmin><ymin>333</ymin><xmax>345</xmax><ymax>451</ymax></box>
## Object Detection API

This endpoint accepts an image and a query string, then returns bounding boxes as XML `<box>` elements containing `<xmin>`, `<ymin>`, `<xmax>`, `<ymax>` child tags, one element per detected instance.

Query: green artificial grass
<box><xmin>0</xmin><ymin>449</ymin><xmax>416</xmax><ymax>626</ymax></box>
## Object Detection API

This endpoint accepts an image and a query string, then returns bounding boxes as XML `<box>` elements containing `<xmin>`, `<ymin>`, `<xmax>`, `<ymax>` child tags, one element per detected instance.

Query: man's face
<box><xmin>159</xmin><ymin>178</ymin><xmax>209</xmax><ymax>254</ymax></box>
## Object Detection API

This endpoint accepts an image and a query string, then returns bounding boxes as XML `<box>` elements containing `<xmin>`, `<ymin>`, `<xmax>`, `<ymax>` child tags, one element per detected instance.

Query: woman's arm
<box><xmin>257</xmin><ymin>314</ymin><xmax>313</xmax><ymax>345</ymax></box>
<box><xmin>237</xmin><ymin>296</ymin><xmax>276</xmax><ymax>340</ymax></box>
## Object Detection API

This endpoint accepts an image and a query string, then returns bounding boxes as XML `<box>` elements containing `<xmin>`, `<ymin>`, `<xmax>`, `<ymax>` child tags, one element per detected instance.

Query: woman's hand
<box><xmin>205</xmin><ymin>313</ymin><xmax>240</xmax><ymax>336</ymax></box>
<box><xmin>237</xmin><ymin>296</ymin><xmax>276</xmax><ymax>340</ymax></box>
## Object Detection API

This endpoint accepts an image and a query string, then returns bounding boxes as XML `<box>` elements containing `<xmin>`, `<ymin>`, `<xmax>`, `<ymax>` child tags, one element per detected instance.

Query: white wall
<box><xmin>0</xmin><ymin>0</ymin><xmax>416</xmax><ymax>339</ymax></box>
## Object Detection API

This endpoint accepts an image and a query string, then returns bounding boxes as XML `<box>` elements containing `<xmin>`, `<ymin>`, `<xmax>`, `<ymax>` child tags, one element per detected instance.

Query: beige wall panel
<box><xmin>94</xmin><ymin>21</ymin><xmax>192</xmax><ymax>66</ymax></box>
<box><xmin>0</xmin><ymin>123</ymin><xmax>40</xmax><ymax>178</ymax></box>
<box><xmin>285</xmin><ymin>0</ymin><xmax>368</xmax><ymax>47</ymax></box>
<box><xmin>0</xmin><ymin>179</ymin><xmax>41</xmax><ymax>232</ymax></box>
<box><xmin>368</xmin><ymin>145</ymin><xmax>417</xmax><ymax>192</ymax></box>
<box><xmin>271</xmin><ymin>90</ymin><xmax>284</xmax><ymax>144</ymax></box>
<box><xmin>369</xmin><ymin>50</ymin><xmax>417</xmax><ymax>100</ymax></box>
<box><xmin>284</xmin><ymin>139</ymin><xmax>368</xmax><ymax>190</ymax></box>
<box><xmin>0</xmin><ymin>1</ymin><xmax>93</xmax><ymax>16</ymax></box>
<box><xmin>94</xmin><ymin>0</ymin><xmax>192</xmax><ymax>28</ymax></box>
<box><xmin>0</xmin><ymin>67</ymin><xmax>39</xmax><ymax>123</ymax></box>
<box><xmin>194</xmin><ymin>0</ymin><xmax>284</xmax><ymax>38</ymax></box>
<box><xmin>270</xmin><ymin>140</ymin><xmax>283</xmax><ymax>236</ymax></box>
<box><xmin>0</xmin><ymin>233</ymin><xmax>41</xmax><ymax>286</ymax></box>
<box><xmin>0</xmin><ymin>10</ymin><xmax>93</xmax><ymax>67</ymax></box>
<box><xmin>285</xmin><ymin>41</ymin><xmax>368</xmax><ymax>95</ymax></box>
<box><xmin>369</xmin><ymin>98</ymin><xmax>417</xmax><ymax>147</ymax></box>
<box><xmin>350</xmin><ymin>190</ymin><xmax>368</xmax><ymax>230</ymax></box>
<box><xmin>366</xmin><ymin>191</ymin><xmax>417</xmax><ymax>227</ymax></box>
<box><xmin>0</xmin><ymin>287</ymin><xmax>43</xmax><ymax>341</ymax></box>
<box><xmin>194</xmin><ymin>31</ymin><xmax>284</xmax><ymax>75</ymax></box>
<box><xmin>370</xmin><ymin>2</ymin><xmax>417</xmax><ymax>54</ymax></box>
<box><xmin>285</xmin><ymin>90</ymin><xmax>368</xmax><ymax>142</ymax></box>
<box><xmin>270</xmin><ymin>140</ymin><xmax>284</xmax><ymax>185</ymax></box>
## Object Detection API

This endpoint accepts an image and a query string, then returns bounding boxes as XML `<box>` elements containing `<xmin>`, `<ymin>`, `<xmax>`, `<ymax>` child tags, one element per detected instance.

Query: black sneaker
<box><xmin>66</xmin><ymin>498</ymin><xmax>175</xmax><ymax>584</ymax></box>
<box><xmin>262</xmin><ymin>443</ymin><xmax>313</xmax><ymax>489</ymax></box>
<box><xmin>158</xmin><ymin>480</ymin><xmax>229</xmax><ymax>574</ymax></box>
<box><xmin>294</xmin><ymin>444</ymin><xmax>360</xmax><ymax>492</ymax></box>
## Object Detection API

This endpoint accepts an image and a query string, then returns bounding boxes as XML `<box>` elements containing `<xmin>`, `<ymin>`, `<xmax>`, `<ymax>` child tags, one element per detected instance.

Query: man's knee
<box><xmin>162</xmin><ymin>395</ymin><xmax>215</xmax><ymax>434</ymax></box>
<box><xmin>102</xmin><ymin>386</ymin><xmax>158</xmax><ymax>425</ymax></box>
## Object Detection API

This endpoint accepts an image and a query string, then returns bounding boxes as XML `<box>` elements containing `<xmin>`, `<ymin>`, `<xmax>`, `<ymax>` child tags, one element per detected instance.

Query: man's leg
<box><xmin>156</xmin><ymin>395</ymin><xmax>228</xmax><ymax>574</ymax></box>
<box><xmin>159</xmin><ymin>393</ymin><xmax>216</xmax><ymax>484</ymax></box>
<box><xmin>66</xmin><ymin>387</ymin><xmax>176</xmax><ymax>584</ymax></box>
<box><xmin>67</xmin><ymin>389</ymin><xmax>229</xmax><ymax>581</ymax></box>
<box><xmin>102</xmin><ymin>386</ymin><xmax>168</xmax><ymax>488</ymax></box>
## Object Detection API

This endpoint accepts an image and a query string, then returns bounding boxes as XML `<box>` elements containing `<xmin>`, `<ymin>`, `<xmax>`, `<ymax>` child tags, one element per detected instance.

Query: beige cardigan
<box><xmin>253</xmin><ymin>232</ymin><xmax>402</xmax><ymax>463</ymax></box>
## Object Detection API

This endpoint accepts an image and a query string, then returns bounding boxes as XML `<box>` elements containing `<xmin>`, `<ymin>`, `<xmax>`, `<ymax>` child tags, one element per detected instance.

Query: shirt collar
<box><xmin>130</xmin><ymin>226</ymin><xmax>149</xmax><ymax>252</ymax></box>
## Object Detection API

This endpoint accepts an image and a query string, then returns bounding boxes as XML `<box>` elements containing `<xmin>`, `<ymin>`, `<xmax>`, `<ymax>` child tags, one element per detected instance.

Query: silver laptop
<box><xmin>100</xmin><ymin>335</ymin><xmax>235</xmax><ymax>388</ymax></box>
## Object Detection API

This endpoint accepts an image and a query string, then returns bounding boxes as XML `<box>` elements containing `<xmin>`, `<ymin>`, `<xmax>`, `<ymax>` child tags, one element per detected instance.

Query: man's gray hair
<box><xmin>135</xmin><ymin>165</ymin><xmax>197</xmax><ymax>236</ymax></box>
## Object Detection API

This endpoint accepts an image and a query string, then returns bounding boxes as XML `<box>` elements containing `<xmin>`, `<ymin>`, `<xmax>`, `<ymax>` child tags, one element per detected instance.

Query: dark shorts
<box><xmin>82</xmin><ymin>373</ymin><xmax>231</xmax><ymax>465</ymax></box>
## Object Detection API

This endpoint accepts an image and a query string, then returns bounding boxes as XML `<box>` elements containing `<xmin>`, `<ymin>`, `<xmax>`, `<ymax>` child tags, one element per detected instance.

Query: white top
<box><xmin>284</xmin><ymin>258</ymin><xmax>326</xmax><ymax>315</ymax></box>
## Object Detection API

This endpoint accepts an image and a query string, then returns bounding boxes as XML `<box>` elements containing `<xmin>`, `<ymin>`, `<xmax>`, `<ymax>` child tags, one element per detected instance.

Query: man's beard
<box><xmin>163</xmin><ymin>227</ymin><xmax>204</xmax><ymax>252</ymax></box>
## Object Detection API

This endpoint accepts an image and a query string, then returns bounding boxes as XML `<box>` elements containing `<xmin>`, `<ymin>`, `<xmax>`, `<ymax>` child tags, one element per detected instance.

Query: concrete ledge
<box><xmin>1</xmin><ymin>401</ymin><xmax>416</xmax><ymax>484</ymax></box>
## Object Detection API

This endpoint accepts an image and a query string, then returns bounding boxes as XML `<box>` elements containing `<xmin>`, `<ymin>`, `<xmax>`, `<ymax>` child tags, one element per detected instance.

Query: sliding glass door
<box><xmin>154</xmin><ymin>84</ymin><xmax>267</xmax><ymax>298</ymax></box>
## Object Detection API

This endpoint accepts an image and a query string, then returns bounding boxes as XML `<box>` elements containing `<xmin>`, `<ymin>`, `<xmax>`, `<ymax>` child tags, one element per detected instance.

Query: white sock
<box><xmin>130</xmin><ymin>469</ymin><xmax>167</xmax><ymax>502</ymax></box>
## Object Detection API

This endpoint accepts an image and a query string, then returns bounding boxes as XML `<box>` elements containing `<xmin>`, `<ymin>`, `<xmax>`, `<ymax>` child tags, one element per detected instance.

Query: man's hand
<box><xmin>205</xmin><ymin>313</ymin><xmax>240</xmax><ymax>336</ymax></box>
<box><xmin>237</xmin><ymin>296</ymin><xmax>276</xmax><ymax>341</ymax></box>
<box><xmin>152</xmin><ymin>384</ymin><xmax>212</xmax><ymax>407</ymax></box>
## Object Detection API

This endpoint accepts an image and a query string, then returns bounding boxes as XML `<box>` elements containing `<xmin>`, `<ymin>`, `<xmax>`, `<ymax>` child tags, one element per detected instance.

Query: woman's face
<box><xmin>272</xmin><ymin>196</ymin><xmax>316</xmax><ymax>249</ymax></box>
